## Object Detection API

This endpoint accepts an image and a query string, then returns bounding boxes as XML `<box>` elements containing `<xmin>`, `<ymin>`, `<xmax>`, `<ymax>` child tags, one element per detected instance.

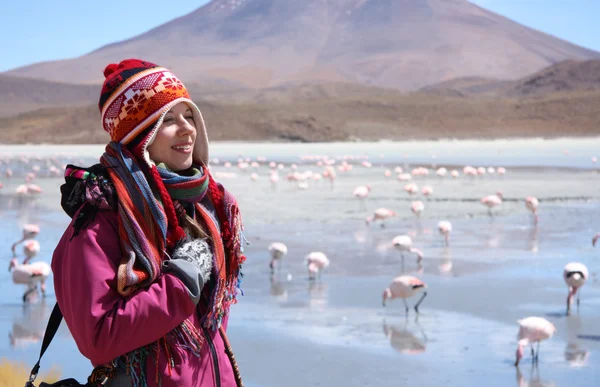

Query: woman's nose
<box><xmin>177</xmin><ymin>117</ymin><xmax>196</xmax><ymax>136</ymax></box>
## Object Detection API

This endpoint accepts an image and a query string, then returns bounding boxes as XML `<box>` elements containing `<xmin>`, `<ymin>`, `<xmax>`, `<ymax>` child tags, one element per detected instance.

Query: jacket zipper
<box><xmin>203</xmin><ymin>327</ymin><xmax>221</xmax><ymax>387</ymax></box>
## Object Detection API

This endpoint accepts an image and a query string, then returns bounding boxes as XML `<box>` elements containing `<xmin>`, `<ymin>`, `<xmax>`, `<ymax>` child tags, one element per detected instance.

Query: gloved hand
<box><xmin>163</xmin><ymin>237</ymin><xmax>213</xmax><ymax>305</ymax></box>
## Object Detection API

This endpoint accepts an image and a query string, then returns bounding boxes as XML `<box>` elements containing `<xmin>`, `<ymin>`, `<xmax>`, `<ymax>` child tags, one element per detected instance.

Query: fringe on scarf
<box><xmin>95</xmin><ymin>319</ymin><xmax>204</xmax><ymax>387</ymax></box>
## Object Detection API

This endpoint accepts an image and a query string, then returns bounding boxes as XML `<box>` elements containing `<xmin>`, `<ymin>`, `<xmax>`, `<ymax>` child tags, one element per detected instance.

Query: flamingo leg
<box><xmin>402</xmin><ymin>298</ymin><xmax>409</xmax><ymax>314</ymax></box>
<box><xmin>414</xmin><ymin>292</ymin><xmax>428</xmax><ymax>314</ymax></box>
<box><xmin>22</xmin><ymin>286</ymin><xmax>37</xmax><ymax>303</ymax></box>
<box><xmin>535</xmin><ymin>342</ymin><xmax>540</xmax><ymax>361</ymax></box>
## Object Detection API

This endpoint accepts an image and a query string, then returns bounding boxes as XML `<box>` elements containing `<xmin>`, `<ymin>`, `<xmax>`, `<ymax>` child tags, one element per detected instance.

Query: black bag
<box><xmin>25</xmin><ymin>303</ymin><xmax>110</xmax><ymax>387</ymax></box>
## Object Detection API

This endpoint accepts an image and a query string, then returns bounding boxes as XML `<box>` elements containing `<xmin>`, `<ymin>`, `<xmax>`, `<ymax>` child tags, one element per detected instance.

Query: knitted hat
<box><xmin>98</xmin><ymin>59</ymin><xmax>209</xmax><ymax>166</ymax></box>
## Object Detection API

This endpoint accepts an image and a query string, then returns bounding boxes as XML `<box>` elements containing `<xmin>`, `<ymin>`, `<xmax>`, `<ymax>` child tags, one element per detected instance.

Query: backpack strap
<box><xmin>26</xmin><ymin>303</ymin><xmax>63</xmax><ymax>386</ymax></box>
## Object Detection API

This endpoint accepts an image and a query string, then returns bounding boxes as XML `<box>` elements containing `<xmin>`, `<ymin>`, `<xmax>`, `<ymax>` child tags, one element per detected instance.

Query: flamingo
<box><xmin>411</xmin><ymin>201</ymin><xmax>425</xmax><ymax>218</ymax></box>
<box><xmin>392</xmin><ymin>235</ymin><xmax>424</xmax><ymax>263</ymax></box>
<box><xmin>592</xmin><ymin>233</ymin><xmax>599</xmax><ymax>247</ymax></box>
<box><xmin>481</xmin><ymin>192</ymin><xmax>503</xmax><ymax>216</ymax></box>
<box><xmin>353</xmin><ymin>185</ymin><xmax>371</xmax><ymax>199</ymax></box>
<box><xmin>421</xmin><ymin>186</ymin><xmax>433</xmax><ymax>197</ymax></box>
<box><xmin>22</xmin><ymin>240</ymin><xmax>41</xmax><ymax>264</ymax></box>
<box><xmin>564</xmin><ymin>262</ymin><xmax>589</xmax><ymax>315</ymax></box>
<box><xmin>11</xmin><ymin>224</ymin><xmax>40</xmax><ymax>256</ymax></box>
<box><xmin>382</xmin><ymin>276</ymin><xmax>428</xmax><ymax>314</ymax></box>
<box><xmin>268</xmin><ymin>242</ymin><xmax>288</xmax><ymax>274</ymax></box>
<box><xmin>403</xmin><ymin>183</ymin><xmax>419</xmax><ymax>195</ymax></box>
<box><xmin>525</xmin><ymin>197</ymin><xmax>539</xmax><ymax>224</ymax></box>
<box><xmin>305</xmin><ymin>252</ymin><xmax>330</xmax><ymax>280</ymax></box>
<box><xmin>8</xmin><ymin>257</ymin><xmax>51</xmax><ymax>302</ymax></box>
<box><xmin>366</xmin><ymin>208</ymin><xmax>397</xmax><ymax>227</ymax></box>
<box><xmin>515</xmin><ymin>317</ymin><xmax>556</xmax><ymax>366</ymax></box>
<box><xmin>437</xmin><ymin>221</ymin><xmax>452</xmax><ymax>246</ymax></box>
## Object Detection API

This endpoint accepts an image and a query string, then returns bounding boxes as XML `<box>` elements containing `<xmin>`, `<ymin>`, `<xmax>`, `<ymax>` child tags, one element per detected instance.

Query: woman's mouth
<box><xmin>172</xmin><ymin>144</ymin><xmax>193</xmax><ymax>154</ymax></box>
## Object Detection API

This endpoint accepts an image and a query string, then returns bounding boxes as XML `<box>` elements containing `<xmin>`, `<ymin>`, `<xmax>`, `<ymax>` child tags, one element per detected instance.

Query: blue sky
<box><xmin>0</xmin><ymin>0</ymin><xmax>597</xmax><ymax>72</ymax></box>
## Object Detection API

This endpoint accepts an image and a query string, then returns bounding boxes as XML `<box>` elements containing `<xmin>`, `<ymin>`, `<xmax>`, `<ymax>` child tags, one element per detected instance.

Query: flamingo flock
<box><xmin>243</xmin><ymin>153</ymin><xmax>598</xmax><ymax>371</ymax></box>
<box><xmin>3</xmin><ymin>151</ymin><xmax>597</xmax><ymax>373</ymax></box>
<box><xmin>7</xmin><ymin>224</ymin><xmax>51</xmax><ymax>303</ymax></box>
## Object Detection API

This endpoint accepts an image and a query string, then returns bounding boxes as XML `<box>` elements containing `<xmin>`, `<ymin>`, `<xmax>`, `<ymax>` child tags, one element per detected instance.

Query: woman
<box><xmin>52</xmin><ymin>59</ymin><xmax>247</xmax><ymax>386</ymax></box>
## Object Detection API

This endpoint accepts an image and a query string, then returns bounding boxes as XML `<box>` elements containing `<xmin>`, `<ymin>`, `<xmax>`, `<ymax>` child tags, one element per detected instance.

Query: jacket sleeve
<box><xmin>51</xmin><ymin>209</ymin><xmax>197</xmax><ymax>366</ymax></box>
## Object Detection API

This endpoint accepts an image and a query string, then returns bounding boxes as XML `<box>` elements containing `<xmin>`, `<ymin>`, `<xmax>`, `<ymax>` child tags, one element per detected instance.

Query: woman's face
<box><xmin>147</xmin><ymin>102</ymin><xmax>197</xmax><ymax>171</ymax></box>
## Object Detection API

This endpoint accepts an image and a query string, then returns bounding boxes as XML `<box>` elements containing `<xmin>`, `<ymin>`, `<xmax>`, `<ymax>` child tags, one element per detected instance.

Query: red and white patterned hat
<box><xmin>98</xmin><ymin>59</ymin><xmax>209</xmax><ymax>166</ymax></box>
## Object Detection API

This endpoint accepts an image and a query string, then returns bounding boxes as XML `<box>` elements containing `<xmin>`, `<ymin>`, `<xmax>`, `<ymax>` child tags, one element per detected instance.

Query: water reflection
<box><xmin>8</xmin><ymin>300</ymin><xmax>50</xmax><ymax>350</ymax></box>
<box><xmin>269</xmin><ymin>275</ymin><xmax>288</xmax><ymax>302</ymax></box>
<box><xmin>438</xmin><ymin>247</ymin><xmax>453</xmax><ymax>275</ymax></box>
<box><xmin>307</xmin><ymin>281</ymin><xmax>328</xmax><ymax>310</ymax></box>
<box><xmin>564</xmin><ymin>342</ymin><xmax>589</xmax><ymax>368</ymax></box>
<box><xmin>382</xmin><ymin>318</ymin><xmax>427</xmax><ymax>355</ymax></box>
<box><xmin>528</xmin><ymin>225</ymin><xmax>539</xmax><ymax>253</ymax></box>
<box><xmin>564</xmin><ymin>315</ymin><xmax>589</xmax><ymax>368</ymax></box>
<box><xmin>516</xmin><ymin>365</ymin><xmax>555</xmax><ymax>387</ymax></box>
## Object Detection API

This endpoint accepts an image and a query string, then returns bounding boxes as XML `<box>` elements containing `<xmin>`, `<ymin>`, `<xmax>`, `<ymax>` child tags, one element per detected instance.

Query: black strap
<box><xmin>28</xmin><ymin>303</ymin><xmax>63</xmax><ymax>382</ymax></box>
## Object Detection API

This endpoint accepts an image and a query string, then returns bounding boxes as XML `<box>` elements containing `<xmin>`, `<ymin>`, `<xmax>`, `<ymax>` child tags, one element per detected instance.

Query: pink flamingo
<box><xmin>268</xmin><ymin>242</ymin><xmax>288</xmax><ymax>274</ymax></box>
<box><xmin>305</xmin><ymin>252</ymin><xmax>330</xmax><ymax>280</ymax></box>
<box><xmin>592</xmin><ymin>233</ymin><xmax>600</xmax><ymax>247</ymax></box>
<box><xmin>366</xmin><ymin>208</ymin><xmax>397</xmax><ymax>227</ymax></box>
<box><xmin>353</xmin><ymin>185</ymin><xmax>371</xmax><ymax>210</ymax></box>
<box><xmin>9</xmin><ymin>241</ymin><xmax>50</xmax><ymax>303</ymax></box>
<box><xmin>564</xmin><ymin>262</ymin><xmax>588</xmax><ymax>315</ymax></box>
<box><xmin>410</xmin><ymin>201</ymin><xmax>425</xmax><ymax>218</ymax></box>
<box><xmin>397</xmin><ymin>173</ymin><xmax>412</xmax><ymax>181</ymax></box>
<box><xmin>392</xmin><ymin>235</ymin><xmax>424</xmax><ymax>263</ymax></box>
<box><xmin>403</xmin><ymin>183</ymin><xmax>419</xmax><ymax>195</ymax></box>
<box><xmin>525</xmin><ymin>197</ymin><xmax>539</xmax><ymax>224</ymax></box>
<box><xmin>11</xmin><ymin>224</ymin><xmax>40</xmax><ymax>256</ymax></box>
<box><xmin>481</xmin><ymin>191</ymin><xmax>503</xmax><ymax>216</ymax></box>
<box><xmin>22</xmin><ymin>239</ymin><xmax>41</xmax><ymax>264</ymax></box>
<box><xmin>353</xmin><ymin>185</ymin><xmax>371</xmax><ymax>199</ymax></box>
<box><xmin>382</xmin><ymin>276</ymin><xmax>428</xmax><ymax>314</ymax></box>
<box><xmin>421</xmin><ymin>186</ymin><xmax>433</xmax><ymax>197</ymax></box>
<box><xmin>437</xmin><ymin>221</ymin><xmax>452</xmax><ymax>246</ymax></box>
<box><xmin>515</xmin><ymin>317</ymin><xmax>556</xmax><ymax>366</ymax></box>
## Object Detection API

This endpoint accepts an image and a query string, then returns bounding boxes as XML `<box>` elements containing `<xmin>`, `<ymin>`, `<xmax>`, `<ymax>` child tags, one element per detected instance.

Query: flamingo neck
<box><xmin>10</xmin><ymin>238</ymin><xmax>25</xmax><ymax>255</ymax></box>
<box><xmin>568</xmin><ymin>286</ymin><xmax>578</xmax><ymax>305</ymax></box>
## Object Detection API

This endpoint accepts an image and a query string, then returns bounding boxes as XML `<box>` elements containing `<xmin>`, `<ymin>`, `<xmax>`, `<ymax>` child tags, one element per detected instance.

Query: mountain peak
<box><xmin>6</xmin><ymin>0</ymin><xmax>599</xmax><ymax>89</ymax></box>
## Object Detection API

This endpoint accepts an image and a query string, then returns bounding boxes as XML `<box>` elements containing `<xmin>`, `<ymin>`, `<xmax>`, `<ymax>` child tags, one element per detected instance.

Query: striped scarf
<box><xmin>99</xmin><ymin>142</ymin><xmax>246</xmax><ymax>325</ymax></box>
<box><xmin>157</xmin><ymin>163</ymin><xmax>209</xmax><ymax>204</ymax></box>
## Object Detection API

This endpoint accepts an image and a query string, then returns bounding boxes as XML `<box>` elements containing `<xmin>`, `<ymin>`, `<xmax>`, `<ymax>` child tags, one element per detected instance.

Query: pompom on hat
<box><xmin>98</xmin><ymin>59</ymin><xmax>209</xmax><ymax>166</ymax></box>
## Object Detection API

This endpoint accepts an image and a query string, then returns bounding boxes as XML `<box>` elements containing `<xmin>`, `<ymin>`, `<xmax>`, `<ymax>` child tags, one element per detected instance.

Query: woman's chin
<box><xmin>165</xmin><ymin>159</ymin><xmax>193</xmax><ymax>172</ymax></box>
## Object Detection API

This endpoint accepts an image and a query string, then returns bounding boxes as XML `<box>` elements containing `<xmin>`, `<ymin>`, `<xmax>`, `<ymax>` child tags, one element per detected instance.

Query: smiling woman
<box><xmin>29</xmin><ymin>59</ymin><xmax>247</xmax><ymax>387</ymax></box>
<box><xmin>147</xmin><ymin>103</ymin><xmax>198</xmax><ymax>172</ymax></box>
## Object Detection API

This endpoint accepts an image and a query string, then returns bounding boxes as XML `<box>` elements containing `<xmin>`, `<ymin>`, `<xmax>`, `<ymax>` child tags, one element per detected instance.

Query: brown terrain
<box><xmin>1</xmin><ymin>0</ymin><xmax>600</xmax><ymax>143</ymax></box>
<box><xmin>2</xmin><ymin>60</ymin><xmax>600</xmax><ymax>144</ymax></box>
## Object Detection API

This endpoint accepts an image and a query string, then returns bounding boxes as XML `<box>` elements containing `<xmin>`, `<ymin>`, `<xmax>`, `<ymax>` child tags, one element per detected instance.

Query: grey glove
<box><xmin>163</xmin><ymin>238</ymin><xmax>213</xmax><ymax>305</ymax></box>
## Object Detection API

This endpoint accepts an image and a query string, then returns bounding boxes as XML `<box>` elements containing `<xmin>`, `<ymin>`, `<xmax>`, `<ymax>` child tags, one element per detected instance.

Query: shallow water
<box><xmin>0</xmin><ymin>141</ymin><xmax>599</xmax><ymax>386</ymax></box>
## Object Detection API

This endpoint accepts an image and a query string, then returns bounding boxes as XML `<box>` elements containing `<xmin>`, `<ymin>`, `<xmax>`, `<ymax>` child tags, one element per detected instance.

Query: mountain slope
<box><xmin>5</xmin><ymin>0</ymin><xmax>600</xmax><ymax>90</ymax></box>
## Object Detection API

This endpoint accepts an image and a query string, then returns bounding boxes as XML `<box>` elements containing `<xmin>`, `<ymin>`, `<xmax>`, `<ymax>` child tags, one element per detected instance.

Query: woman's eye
<box><xmin>185</xmin><ymin>116</ymin><xmax>194</xmax><ymax>121</ymax></box>
<box><xmin>163</xmin><ymin>117</ymin><xmax>174</xmax><ymax>123</ymax></box>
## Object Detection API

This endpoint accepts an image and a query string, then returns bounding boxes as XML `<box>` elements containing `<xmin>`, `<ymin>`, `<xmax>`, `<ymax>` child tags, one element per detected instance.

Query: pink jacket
<box><xmin>52</xmin><ymin>208</ymin><xmax>240</xmax><ymax>387</ymax></box>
